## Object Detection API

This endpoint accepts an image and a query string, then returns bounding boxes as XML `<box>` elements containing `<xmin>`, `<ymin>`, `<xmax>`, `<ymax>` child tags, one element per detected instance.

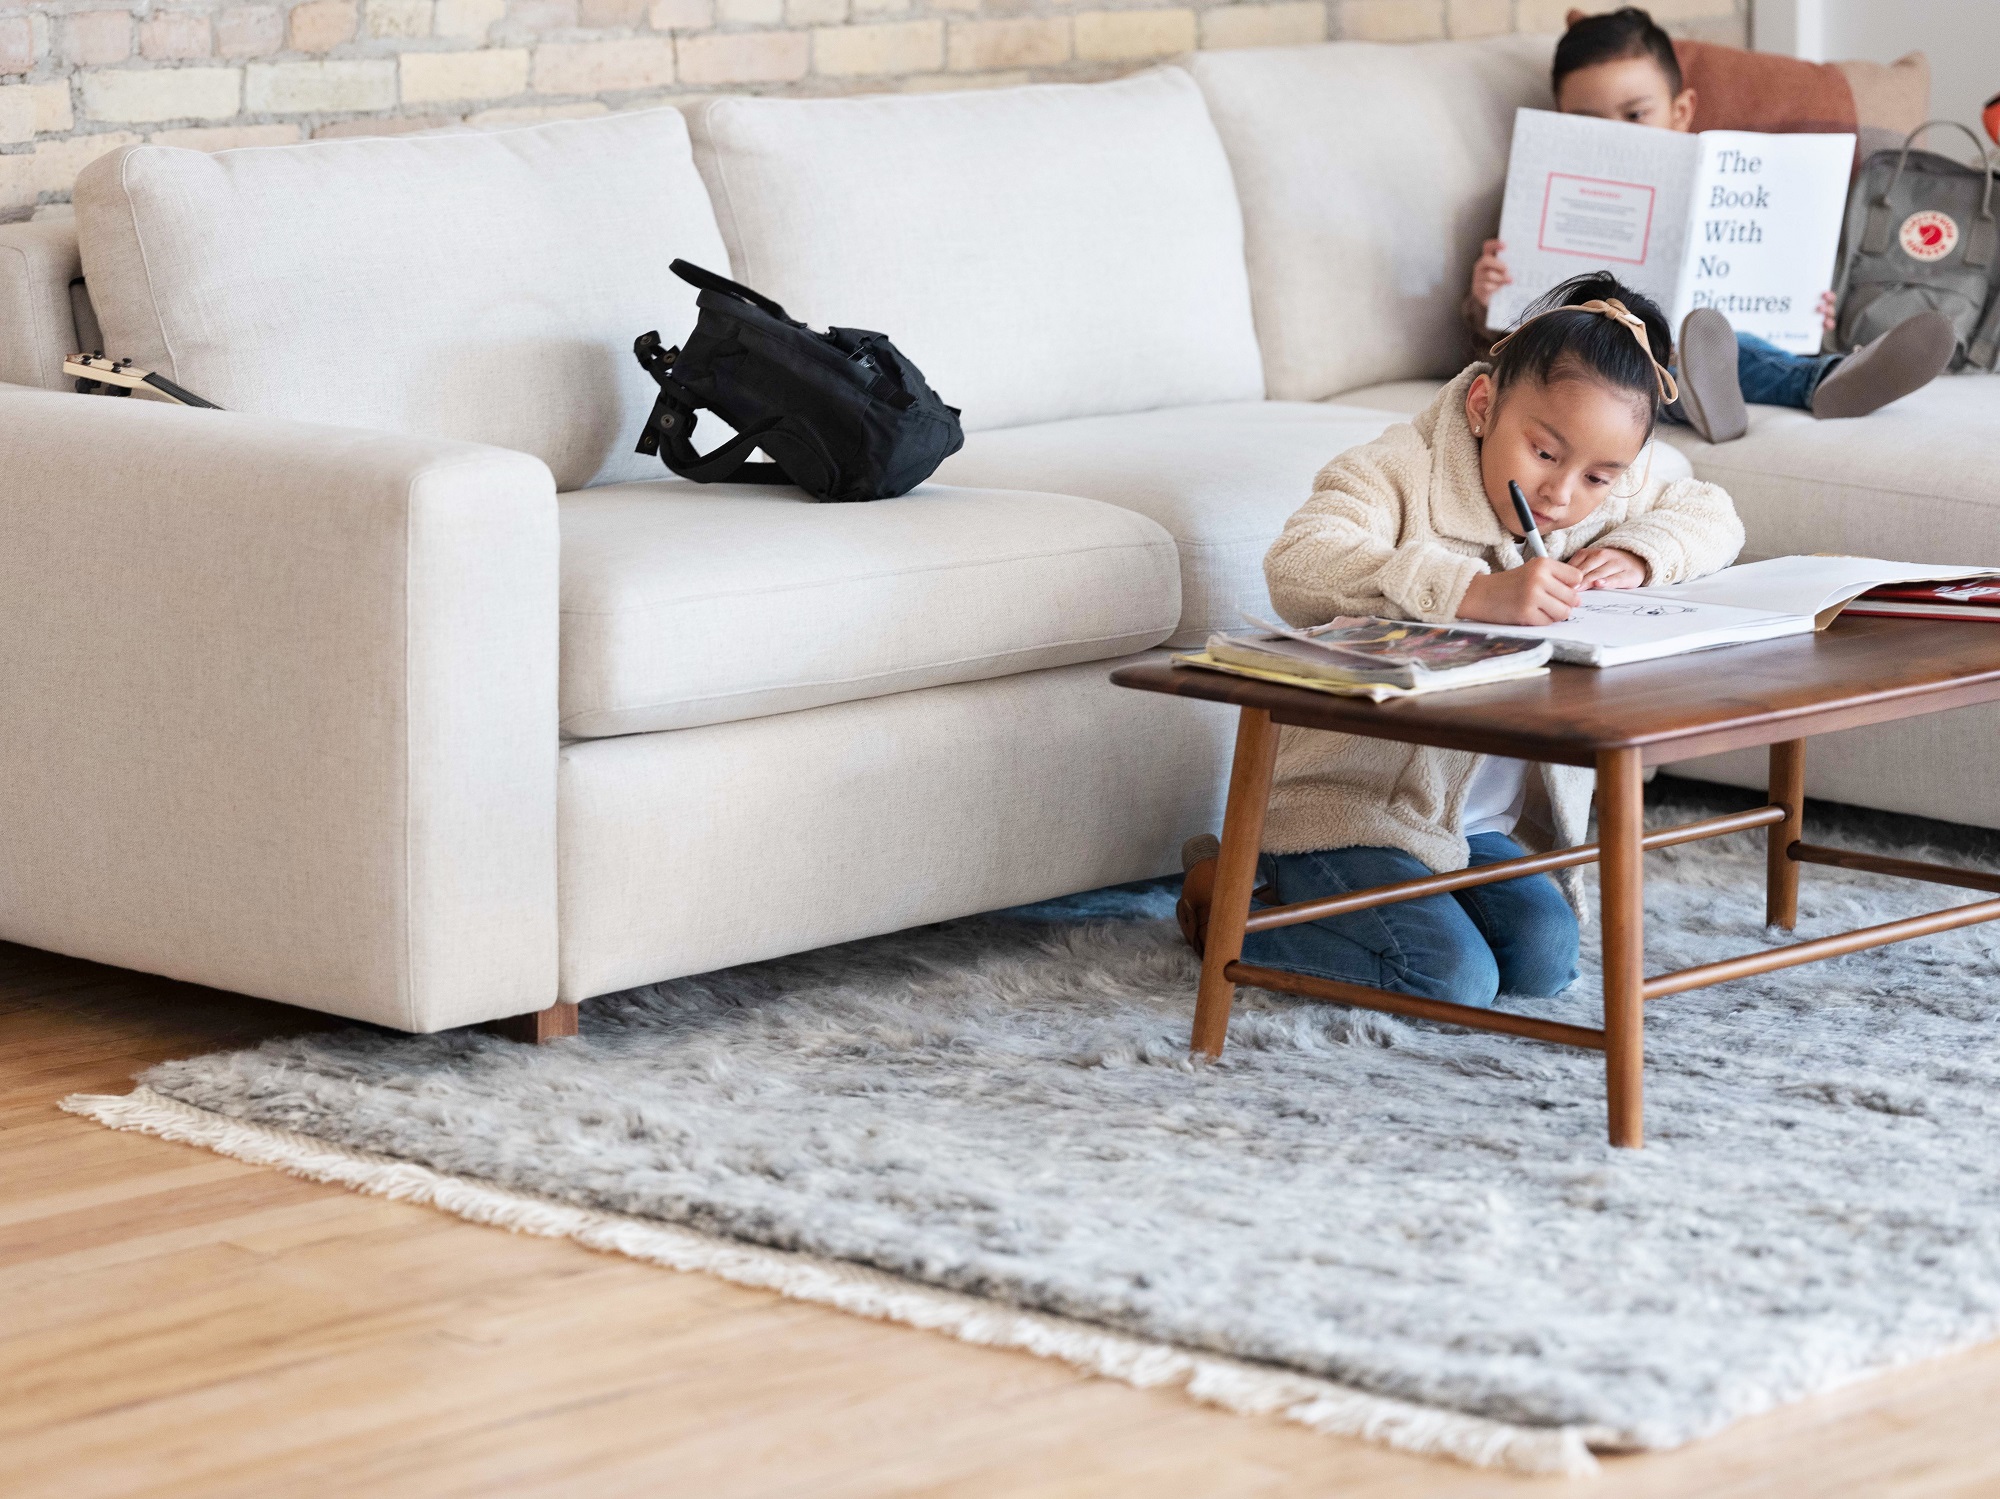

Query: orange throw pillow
<box><xmin>1672</xmin><ymin>40</ymin><xmax>1929</xmax><ymax>149</ymax></box>
<box><xmin>1674</xmin><ymin>40</ymin><xmax>1856</xmax><ymax>135</ymax></box>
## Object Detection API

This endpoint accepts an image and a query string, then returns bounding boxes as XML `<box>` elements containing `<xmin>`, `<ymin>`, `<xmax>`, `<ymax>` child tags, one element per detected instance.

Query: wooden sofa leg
<box><xmin>485</xmin><ymin>1001</ymin><xmax>580</xmax><ymax>1044</ymax></box>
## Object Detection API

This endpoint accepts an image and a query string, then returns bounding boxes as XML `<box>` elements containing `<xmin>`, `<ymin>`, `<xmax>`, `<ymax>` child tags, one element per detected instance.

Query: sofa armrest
<box><xmin>0</xmin><ymin>388</ymin><xmax>559</xmax><ymax>1031</ymax></box>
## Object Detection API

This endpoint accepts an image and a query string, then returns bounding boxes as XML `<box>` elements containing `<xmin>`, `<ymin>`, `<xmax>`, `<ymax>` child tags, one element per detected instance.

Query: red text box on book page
<box><xmin>1537</xmin><ymin>173</ymin><xmax>1656</xmax><ymax>267</ymax></box>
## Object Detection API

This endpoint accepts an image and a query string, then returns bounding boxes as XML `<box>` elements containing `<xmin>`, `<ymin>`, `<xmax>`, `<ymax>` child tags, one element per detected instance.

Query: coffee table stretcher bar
<box><xmin>1190</xmin><ymin>717</ymin><xmax>1742</xmax><ymax>1146</ymax></box>
<box><xmin>1112</xmin><ymin>619</ymin><xmax>2000</xmax><ymax>1147</ymax></box>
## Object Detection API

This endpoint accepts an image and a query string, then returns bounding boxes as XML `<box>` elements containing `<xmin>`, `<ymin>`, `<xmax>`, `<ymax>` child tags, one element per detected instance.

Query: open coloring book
<box><xmin>1446</xmin><ymin>557</ymin><xmax>2000</xmax><ymax>667</ymax></box>
<box><xmin>1486</xmin><ymin>110</ymin><xmax>1853</xmax><ymax>355</ymax></box>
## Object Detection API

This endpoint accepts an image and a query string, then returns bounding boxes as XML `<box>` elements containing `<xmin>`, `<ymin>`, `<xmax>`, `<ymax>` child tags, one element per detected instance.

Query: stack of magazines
<box><xmin>1843</xmin><ymin>579</ymin><xmax>2000</xmax><ymax>621</ymax></box>
<box><xmin>1176</xmin><ymin>616</ymin><xmax>1553</xmax><ymax>701</ymax></box>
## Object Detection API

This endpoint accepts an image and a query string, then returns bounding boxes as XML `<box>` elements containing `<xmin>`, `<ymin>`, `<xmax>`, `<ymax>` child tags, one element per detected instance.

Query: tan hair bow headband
<box><xmin>1487</xmin><ymin>298</ymin><xmax>1680</xmax><ymax>406</ymax></box>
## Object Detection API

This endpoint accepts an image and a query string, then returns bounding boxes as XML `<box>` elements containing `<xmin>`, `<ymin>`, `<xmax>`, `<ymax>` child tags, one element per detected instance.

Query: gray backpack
<box><xmin>1833</xmin><ymin>121</ymin><xmax>2000</xmax><ymax>370</ymax></box>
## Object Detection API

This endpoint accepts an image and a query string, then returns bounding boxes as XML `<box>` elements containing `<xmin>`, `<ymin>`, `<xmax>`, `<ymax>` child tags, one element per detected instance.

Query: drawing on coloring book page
<box><xmin>1449</xmin><ymin>557</ymin><xmax>2000</xmax><ymax>666</ymax></box>
<box><xmin>1572</xmin><ymin>597</ymin><xmax>1698</xmax><ymax>618</ymax></box>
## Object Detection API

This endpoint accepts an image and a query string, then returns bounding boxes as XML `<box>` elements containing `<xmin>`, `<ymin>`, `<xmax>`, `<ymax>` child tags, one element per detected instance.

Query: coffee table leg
<box><xmin>1191</xmin><ymin>707</ymin><xmax>1279</xmax><ymax>1059</ymax></box>
<box><xmin>1598</xmin><ymin>747</ymin><xmax>1646</xmax><ymax>1148</ymax></box>
<box><xmin>1766</xmin><ymin>739</ymin><xmax>1806</xmax><ymax>931</ymax></box>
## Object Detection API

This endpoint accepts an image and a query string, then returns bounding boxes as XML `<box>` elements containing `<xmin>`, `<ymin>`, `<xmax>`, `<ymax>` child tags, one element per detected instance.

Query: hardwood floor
<box><xmin>7</xmin><ymin>937</ymin><xmax>2000</xmax><ymax>1497</ymax></box>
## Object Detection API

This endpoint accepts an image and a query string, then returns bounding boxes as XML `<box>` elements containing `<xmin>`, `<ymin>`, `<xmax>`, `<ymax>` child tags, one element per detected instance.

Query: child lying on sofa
<box><xmin>1466</xmin><ymin>6</ymin><xmax>1956</xmax><ymax>444</ymax></box>
<box><xmin>1219</xmin><ymin>271</ymin><xmax>1742</xmax><ymax>1011</ymax></box>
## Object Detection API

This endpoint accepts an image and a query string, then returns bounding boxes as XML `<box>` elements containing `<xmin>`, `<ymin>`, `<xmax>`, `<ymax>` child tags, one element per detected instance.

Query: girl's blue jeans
<box><xmin>1240</xmin><ymin>833</ymin><xmax>1579</xmax><ymax>1010</ymax></box>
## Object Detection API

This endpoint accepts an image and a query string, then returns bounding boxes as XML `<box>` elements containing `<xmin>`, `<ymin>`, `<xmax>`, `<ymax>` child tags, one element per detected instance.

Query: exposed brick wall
<box><xmin>0</xmin><ymin>0</ymin><xmax>1746</xmax><ymax>220</ymax></box>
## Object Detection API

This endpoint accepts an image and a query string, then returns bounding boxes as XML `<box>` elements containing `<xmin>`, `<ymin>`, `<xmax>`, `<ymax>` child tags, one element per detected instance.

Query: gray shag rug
<box><xmin>67</xmin><ymin>784</ymin><xmax>2000</xmax><ymax>1476</ymax></box>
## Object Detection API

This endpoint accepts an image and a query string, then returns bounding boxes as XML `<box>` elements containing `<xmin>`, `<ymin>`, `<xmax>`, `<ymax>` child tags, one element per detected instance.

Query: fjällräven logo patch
<box><xmin>1900</xmin><ymin>210</ymin><xmax>1960</xmax><ymax>262</ymax></box>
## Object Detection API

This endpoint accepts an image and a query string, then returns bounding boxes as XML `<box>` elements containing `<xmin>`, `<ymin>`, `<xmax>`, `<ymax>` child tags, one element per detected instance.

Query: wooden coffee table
<box><xmin>1113</xmin><ymin>616</ymin><xmax>2000</xmax><ymax>1147</ymax></box>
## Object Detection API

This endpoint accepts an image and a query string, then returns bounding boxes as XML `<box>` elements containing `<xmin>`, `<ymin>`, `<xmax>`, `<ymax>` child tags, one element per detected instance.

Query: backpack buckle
<box><xmin>635</xmin><ymin>390</ymin><xmax>690</xmax><ymax>458</ymax></box>
<box><xmin>633</xmin><ymin>330</ymin><xmax>683</xmax><ymax>385</ymax></box>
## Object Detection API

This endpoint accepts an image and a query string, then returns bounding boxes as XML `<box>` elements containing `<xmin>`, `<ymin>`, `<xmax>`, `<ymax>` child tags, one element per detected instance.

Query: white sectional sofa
<box><xmin>2</xmin><ymin>36</ymin><xmax>1995</xmax><ymax>1034</ymax></box>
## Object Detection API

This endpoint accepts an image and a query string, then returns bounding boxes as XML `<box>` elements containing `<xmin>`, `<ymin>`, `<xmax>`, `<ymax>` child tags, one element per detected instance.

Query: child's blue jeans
<box><xmin>1240</xmin><ymin>833</ymin><xmax>1579</xmax><ymax>1010</ymax></box>
<box><xmin>1733</xmin><ymin>331</ymin><xmax>1841</xmax><ymax>409</ymax></box>
<box><xmin>1663</xmin><ymin>331</ymin><xmax>1841</xmax><ymax>418</ymax></box>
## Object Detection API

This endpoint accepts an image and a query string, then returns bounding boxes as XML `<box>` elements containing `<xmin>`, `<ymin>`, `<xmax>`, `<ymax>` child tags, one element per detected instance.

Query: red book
<box><xmin>1845</xmin><ymin>580</ymin><xmax>2000</xmax><ymax>621</ymax></box>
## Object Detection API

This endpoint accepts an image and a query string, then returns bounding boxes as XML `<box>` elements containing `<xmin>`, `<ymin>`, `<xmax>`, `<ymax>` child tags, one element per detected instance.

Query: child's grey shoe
<box><xmin>1812</xmin><ymin>311</ymin><xmax>1956</xmax><ymax>420</ymax></box>
<box><xmin>1176</xmin><ymin>835</ymin><xmax>1222</xmax><ymax>956</ymax></box>
<box><xmin>1181</xmin><ymin>833</ymin><xmax>1221</xmax><ymax>872</ymax></box>
<box><xmin>1675</xmin><ymin>308</ymin><xmax>1747</xmax><ymax>444</ymax></box>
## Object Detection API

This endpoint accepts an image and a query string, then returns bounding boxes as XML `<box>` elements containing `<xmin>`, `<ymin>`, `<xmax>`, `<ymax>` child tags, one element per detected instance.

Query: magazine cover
<box><xmin>1276</xmin><ymin>616</ymin><xmax>1553</xmax><ymax>672</ymax></box>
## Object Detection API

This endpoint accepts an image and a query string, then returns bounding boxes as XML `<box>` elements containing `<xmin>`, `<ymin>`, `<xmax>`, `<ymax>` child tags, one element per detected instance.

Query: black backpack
<box><xmin>633</xmin><ymin>260</ymin><xmax>963</xmax><ymax>503</ymax></box>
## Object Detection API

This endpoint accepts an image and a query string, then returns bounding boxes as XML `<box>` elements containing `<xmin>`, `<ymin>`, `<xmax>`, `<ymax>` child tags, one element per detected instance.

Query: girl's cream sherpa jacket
<box><xmin>1259</xmin><ymin>367</ymin><xmax>1745</xmax><ymax>914</ymax></box>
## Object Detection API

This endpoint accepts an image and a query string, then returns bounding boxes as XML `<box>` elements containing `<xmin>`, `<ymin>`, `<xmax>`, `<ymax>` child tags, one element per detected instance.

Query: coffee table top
<box><xmin>1112</xmin><ymin>616</ymin><xmax>2000</xmax><ymax>767</ymax></box>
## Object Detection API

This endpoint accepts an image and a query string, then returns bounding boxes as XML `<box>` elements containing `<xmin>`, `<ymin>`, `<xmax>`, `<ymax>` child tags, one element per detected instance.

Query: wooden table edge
<box><xmin>1109</xmin><ymin>656</ymin><xmax>2000</xmax><ymax>766</ymax></box>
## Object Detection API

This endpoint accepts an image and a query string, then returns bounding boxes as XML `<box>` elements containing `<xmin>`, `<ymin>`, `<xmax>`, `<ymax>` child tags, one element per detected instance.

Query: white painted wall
<box><xmin>1753</xmin><ymin>0</ymin><xmax>1999</xmax><ymax>144</ymax></box>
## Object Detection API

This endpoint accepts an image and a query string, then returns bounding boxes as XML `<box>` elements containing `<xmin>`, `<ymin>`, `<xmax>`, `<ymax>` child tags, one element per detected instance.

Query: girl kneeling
<box><xmin>1244</xmin><ymin>272</ymin><xmax>1744</xmax><ymax>1008</ymax></box>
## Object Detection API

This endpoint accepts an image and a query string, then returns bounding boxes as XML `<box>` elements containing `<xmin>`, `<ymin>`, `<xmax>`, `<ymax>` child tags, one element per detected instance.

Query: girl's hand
<box><xmin>1818</xmin><ymin>290</ymin><xmax>1838</xmax><ymax>331</ymax></box>
<box><xmin>1470</xmin><ymin>239</ymin><xmax>1511</xmax><ymax>313</ymax></box>
<box><xmin>1571</xmin><ymin>547</ymin><xmax>1649</xmax><ymax>591</ymax></box>
<box><xmin>1458</xmin><ymin>557</ymin><xmax>1582</xmax><ymax>625</ymax></box>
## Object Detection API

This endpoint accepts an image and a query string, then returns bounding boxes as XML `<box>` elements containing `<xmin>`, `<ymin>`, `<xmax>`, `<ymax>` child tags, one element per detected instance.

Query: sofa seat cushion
<box><xmin>1657</xmin><ymin>374</ymin><xmax>2000</xmax><ymax>561</ymax></box>
<box><xmin>934</xmin><ymin>401</ymin><xmax>1404</xmax><ymax>646</ymax></box>
<box><xmin>688</xmin><ymin>69</ymin><xmax>1264</xmax><ymax>433</ymax></box>
<box><xmin>73</xmin><ymin>109</ymin><xmax>727</xmax><ymax>493</ymax></box>
<box><xmin>558</xmin><ymin>480</ymin><xmax>1180</xmax><ymax>739</ymax></box>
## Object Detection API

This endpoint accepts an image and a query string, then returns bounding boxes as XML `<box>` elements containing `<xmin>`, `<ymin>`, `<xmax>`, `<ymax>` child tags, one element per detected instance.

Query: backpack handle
<box><xmin>670</xmin><ymin>258</ymin><xmax>801</xmax><ymax>326</ymax></box>
<box><xmin>1862</xmin><ymin>120</ymin><xmax>1998</xmax><ymax>265</ymax></box>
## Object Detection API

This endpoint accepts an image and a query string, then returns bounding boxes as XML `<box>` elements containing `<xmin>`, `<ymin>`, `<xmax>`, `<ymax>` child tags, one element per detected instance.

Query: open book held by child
<box><xmin>1184</xmin><ymin>271</ymin><xmax>1743</xmax><ymax>1014</ymax></box>
<box><xmin>1466</xmin><ymin>7</ymin><xmax>1957</xmax><ymax>443</ymax></box>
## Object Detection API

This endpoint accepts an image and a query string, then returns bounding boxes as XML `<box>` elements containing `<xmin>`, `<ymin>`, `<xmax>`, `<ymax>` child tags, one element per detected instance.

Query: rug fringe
<box><xmin>62</xmin><ymin>1087</ymin><xmax>1600</xmax><ymax>1479</ymax></box>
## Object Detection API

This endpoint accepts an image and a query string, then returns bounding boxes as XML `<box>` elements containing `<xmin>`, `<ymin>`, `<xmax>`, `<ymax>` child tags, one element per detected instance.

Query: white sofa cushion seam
<box><xmin>117</xmin><ymin>149</ymin><xmax>181</xmax><ymax>383</ymax></box>
<box><xmin>702</xmin><ymin>101</ymin><xmax>751</xmax><ymax>283</ymax></box>
<box><xmin>558</xmin><ymin>625</ymin><xmax>1171</xmax><ymax>734</ymax></box>
<box><xmin>559</xmin><ymin>535</ymin><xmax>1172</xmax><ymax>616</ymax></box>
<box><xmin>400</xmin><ymin>448</ymin><xmax>418</xmax><ymax>1032</ymax></box>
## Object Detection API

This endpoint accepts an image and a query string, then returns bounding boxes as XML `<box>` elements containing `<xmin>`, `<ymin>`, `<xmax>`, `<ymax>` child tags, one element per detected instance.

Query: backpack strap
<box><xmin>663</xmin><ymin>419</ymin><xmax>791</xmax><ymax>483</ymax></box>
<box><xmin>633</xmin><ymin>329</ymin><xmax>790</xmax><ymax>484</ymax></box>
<box><xmin>1860</xmin><ymin>198</ymin><xmax>1895</xmax><ymax>257</ymax></box>
<box><xmin>669</xmin><ymin>259</ymin><xmax>800</xmax><ymax>325</ymax></box>
<box><xmin>1969</xmin><ymin>285</ymin><xmax>2000</xmax><ymax>369</ymax></box>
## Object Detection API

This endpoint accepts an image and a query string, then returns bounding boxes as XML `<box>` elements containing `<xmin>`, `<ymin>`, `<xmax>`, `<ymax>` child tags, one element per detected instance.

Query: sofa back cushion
<box><xmin>0</xmin><ymin>220</ymin><xmax>85</xmax><ymax>393</ymax></box>
<box><xmin>73</xmin><ymin>110</ymin><xmax>728</xmax><ymax>491</ymax></box>
<box><xmin>688</xmin><ymin>69</ymin><xmax>1265</xmax><ymax>433</ymax></box>
<box><xmin>1190</xmin><ymin>36</ymin><xmax>1553</xmax><ymax>401</ymax></box>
